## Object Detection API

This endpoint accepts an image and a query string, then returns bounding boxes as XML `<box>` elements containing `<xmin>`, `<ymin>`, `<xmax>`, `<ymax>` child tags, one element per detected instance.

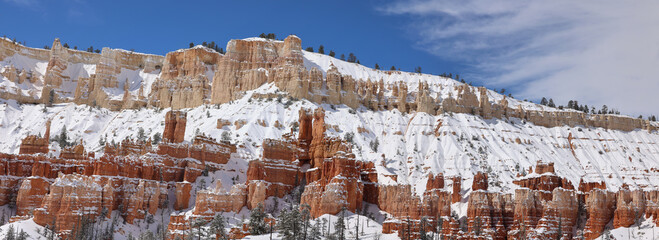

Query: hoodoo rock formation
<box><xmin>0</xmin><ymin>34</ymin><xmax>658</xmax><ymax>240</ymax></box>
<box><xmin>18</xmin><ymin>120</ymin><xmax>51</xmax><ymax>155</ymax></box>
<box><xmin>2</xmin><ymin>109</ymin><xmax>655</xmax><ymax>240</ymax></box>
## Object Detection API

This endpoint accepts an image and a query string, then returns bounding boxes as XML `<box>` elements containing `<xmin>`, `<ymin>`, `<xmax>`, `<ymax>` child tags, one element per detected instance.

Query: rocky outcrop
<box><xmin>246</xmin><ymin>150</ymin><xmax>303</xmax><ymax>209</ymax></box>
<box><xmin>174</xmin><ymin>182</ymin><xmax>192</xmax><ymax>210</ymax></box>
<box><xmin>2</xmin><ymin>36</ymin><xmax>656</xmax><ymax>132</ymax></box>
<box><xmin>301</xmin><ymin>151</ymin><xmax>364</xmax><ymax>217</ymax></box>
<box><xmin>472</xmin><ymin>172</ymin><xmax>488</xmax><ymax>191</ymax></box>
<box><xmin>16</xmin><ymin>177</ymin><xmax>50</xmax><ymax>216</ymax></box>
<box><xmin>458</xmin><ymin>190</ymin><xmax>514</xmax><ymax>240</ymax></box>
<box><xmin>452</xmin><ymin>176</ymin><xmax>462</xmax><ymax>203</ymax></box>
<box><xmin>163</xmin><ymin>110</ymin><xmax>187</xmax><ymax>143</ymax></box>
<box><xmin>584</xmin><ymin>189</ymin><xmax>617</xmax><ymax>240</ymax></box>
<box><xmin>18</xmin><ymin>120</ymin><xmax>51</xmax><ymax>155</ymax></box>
<box><xmin>192</xmin><ymin>181</ymin><xmax>247</xmax><ymax>216</ymax></box>
<box><xmin>210</xmin><ymin>36</ymin><xmax>302</xmax><ymax>104</ymax></box>
<box><xmin>515</xmin><ymin>188</ymin><xmax>580</xmax><ymax>240</ymax></box>
<box><xmin>33</xmin><ymin>173</ymin><xmax>103</xmax><ymax>236</ymax></box>
<box><xmin>513</xmin><ymin>162</ymin><xmax>575</xmax><ymax>202</ymax></box>
<box><xmin>579</xmin><ymin>179</ymin><xmax>607</xmax><ymax>193</ymax></box>
<box><xmin>2</xmin><ymin>112</ymin><xmax>241</xmax><ymax>238</ymax></box>
<box><xmin>613</xmin><ymin>188</ymin><xmax>646</xmax><ymax>228</ymax></box>
<box><xmin>149</xmin><ymin>47</ymin><xmax>220</xmax><ymax>109</ymax></box>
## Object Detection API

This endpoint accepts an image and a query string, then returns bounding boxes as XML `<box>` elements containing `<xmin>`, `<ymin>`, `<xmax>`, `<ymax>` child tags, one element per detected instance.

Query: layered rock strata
<box><xmin>1</xmin><ymin>36</ymin><xmax>655</xmax><ymax>133</ymax></box>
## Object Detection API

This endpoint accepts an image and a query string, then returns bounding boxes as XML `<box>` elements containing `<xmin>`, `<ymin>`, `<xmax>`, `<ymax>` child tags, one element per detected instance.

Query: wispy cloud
<box><xmin>3</xmin><ymin>0</ymin><xmax>37</xmax><ymax>6</ymax></box>
<box><xmin>381</xmin><ymin>0</ymin><xmax>659</xmax><ymax>116</ymax></box>
<box><xmin>3</xmin><ymin>0</ymin><xmax>42</xmax><ymax>10</ymax></box>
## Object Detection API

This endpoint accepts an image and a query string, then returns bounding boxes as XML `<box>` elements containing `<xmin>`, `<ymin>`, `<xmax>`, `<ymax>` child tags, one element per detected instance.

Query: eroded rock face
<box><xmin>33</xmin><ymin>173</ymin><xmax>103</xmax><ymax>236</ymax></box>
<box><xmin>246</xmin><ymin>157</ymin><xmax>302</xmax><ymax>209</ymax></box>
<box><xmin>452</xmin><ymin>176</ymin><xmax>462</xmax><ymax>203</ymax></box>
<box><xmin>150</xmin><ymin>47</ymin><xmax>220</xmax><ymax>109</ymax></box>
<box><xmin>18</xmin><ymin>120</ymin><xmax>51</xmax><ymax>155</ymax></box>
<box><xmin>16</xmin><ymin>177</ymin><xmax>50</xmax><ymax>216</ymax></box>
<box><xmin>301</xmin><ymin>151</ymin><xmax>364</xmax><ymax>217</ymax></box>
<box><xmin>529</xmin><ymin>188</ymin><xmax>580</xmax><ymax>240</ymax></box>
<box><xmin>579</xmin><ymin>179</ymin><xmax>607</xmax><ymax>193</ymax></box>
<box><xmin>472</xmin><ymin>172</ymin><xmax>488</xmax><ymax>191</ymax></box>
<box><xmin>3</xmin><ymin>35</ymin><xmax>657</xmax><ymax>132</ymax></box>
<box><xmin>174</xmin><ymin>182</ymin><xmax>192</xmax><ymax>211</ymax></box>
<box><xmin>193</xmin><ymin>181</ymin><xmax>247</xmax><ymax>215</ymax></box>
<box><xmin>465</xmin><ymin>191</ymin><xmax>513</xmax><ymax>240</ymax></box>
<box><xmin>613</xmin><ymin>188</ymin><xmax>646</xmax><ymax>228</ymax></box>
<box><xmin>584</xmin><ymin>189</ymin><xmax>617</xmax><ymax>240</ymax></box>
<box><xmin>163</xmin><ymin>110</ymin><xmax>187</xmax><ymax>143</ymax></box>
<box><xmin>5</xmin><ymin>112</ymin><xmax>241</xmax><ymax>238</ymax></box>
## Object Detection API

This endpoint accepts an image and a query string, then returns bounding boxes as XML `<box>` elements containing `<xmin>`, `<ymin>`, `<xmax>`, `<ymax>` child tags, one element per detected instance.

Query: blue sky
<box><xmin>0</xmin><ymin>0</ymin><xmax>464</xmax><ymax>77</ymax></box>
<box><xmin>2</xmin><ymin>0</ymin><xmax>658</xmax><ymax>117</ymax></box>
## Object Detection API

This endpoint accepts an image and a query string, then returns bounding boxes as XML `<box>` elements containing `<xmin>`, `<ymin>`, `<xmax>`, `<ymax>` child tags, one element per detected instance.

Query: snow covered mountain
<box><xmin>0</xmin><ymin>35</ymin><xmax>657</xmax><ymax>240</ymax></box>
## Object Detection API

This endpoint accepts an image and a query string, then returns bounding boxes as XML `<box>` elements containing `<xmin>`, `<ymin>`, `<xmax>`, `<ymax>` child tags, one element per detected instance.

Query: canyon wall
<box><xmin>1</xmin><ymin>36</ymin><xmax>655</xmax><ymax>133</ymax></box>
<box><xmin>0</xmin><ymin>106</ymin><xmax>656</xmax><ymax>240</ymax></box>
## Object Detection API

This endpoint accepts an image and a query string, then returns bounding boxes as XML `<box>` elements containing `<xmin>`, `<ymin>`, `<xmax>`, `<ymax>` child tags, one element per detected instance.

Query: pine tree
<box><xmin>548</xmin><ymin>99</ymin><xmax>556</xmax><ymax>107</ymax></box>
<box><xmin>318</xmin><ymin>45</ymin><xmax>325</xmax><ymax>54</ymax></box>
<box><xmin>419</xmin><ymin>217</ymin><xmax>429</xmax><ymax>240</ymax></box>
<box><xmin>305</xmin><ymin>47</ymin><xmax>314</xmax><ymax>52</ymax></box>
<box><xmin>277</xmin><ymin>207</ymin><xmax>301</xmax><ymax>240</ymax></box>
<box><xmin>301</xmin><ymin>204</ymin><xmax>311</xmax><ymax>240</ymax></box>
<box><xmin>137</xmin><ymin>127</ymin><xmax>146</xmax><ymax>142</ymax></box>
<box><xmin>17</xmin><ymin>228</ymin><xmax>28</xmax><ymax>240</ymax></box>
<box><xmin>309</xmin><ymin>221</ymin><xmax>321</xmax><ymax>240</ymax></box>
<box><xmin>415</xmin><ymin>66</ymin><xmax>422</xmax><ymax>73</ymax></box>
<box><xmin>189</xmin><ymin>42</ymin><xmax>194</xmax><ymax>48</ymax></box>
<box><xmin>249</xmin><ymin>203</ymin><xmax>267</xmax><ymax>235</ymax></box>
<box><xmin>390</xmin><ymin>66</ymin><xmax>396</xmax><ymax>71</ymax></box>
<box><xmin>5</xmin><ymin>225</ymin><xmax>15</xmax><ymax>240</ymax></box>
<box><xmin>190</xmin><ymin>218</ymin><xmax>207</xmax><ymax>240</ymax></box>
<box><xmin>329</xmin><ymin>50</ymin><xmax>335</xmax><ymax>57</ymax></box>
<box><xmin>340</xmin><ymin>54</ymin><xmax>345</xmax><ymax>61</ymax></box>
<box><xmin>48</xmin><ymin>89</ymin><xmax>55</xmax><ymax>107</ymax></box>
<box><xmin>347</xmin><ymin>53</ymin><xmax>356</xmax><ymax>63</ymax></box>
<box><xmin>209</xmin><ymin>214</ymin><xmax>228</xmax><ymax>240</ymax></box>
<box><xmin>374</xmin><ymin>63</ymin><xmax>380</xmax><ymax>70</ymax></box>
<box><xmin>57</xmin><ymin>125</ymin><xmax>70</xmax><ymax>148</ymax></box>
<box><xmin>334</xmin><ymin>207</ymin><xmax>346</xmax><ymax>240</ymax></box>
<box><xmin>98</xmin><ymin>136</ymin><xmax>105</xmax><ymax>147</ymax></box>
<box><xmin>540</xmin><ymin>97</ymin><xmax>548</xmax><ymax>106</ymax></box>
<box><xmin>601</xmin><ymin>105</ymin><xmax>608</xmax><ymax>115</ymax></box>
<box><xmin>321</xmin><ymin>217</ymin><xmax>328</xmax><ymax>237</ymax></box>
<box><xmin>152</xmin><ymin>133</ymin><xmax>161</xmax><ymax>145</ymax></box>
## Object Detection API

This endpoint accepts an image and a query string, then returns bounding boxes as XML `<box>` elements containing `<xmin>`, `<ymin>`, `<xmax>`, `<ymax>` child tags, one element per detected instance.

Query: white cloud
<box><xmin>381</xmin><ymin>0</ymin><xmax>659</xmax><ymax>117</ymax></box>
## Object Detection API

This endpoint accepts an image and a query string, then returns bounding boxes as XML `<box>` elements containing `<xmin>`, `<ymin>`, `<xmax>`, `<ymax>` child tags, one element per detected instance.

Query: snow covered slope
<box><xmin>1</xmin><ymin>81</ymin><xmax>657</xmax><ymax>197</ymax></box>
